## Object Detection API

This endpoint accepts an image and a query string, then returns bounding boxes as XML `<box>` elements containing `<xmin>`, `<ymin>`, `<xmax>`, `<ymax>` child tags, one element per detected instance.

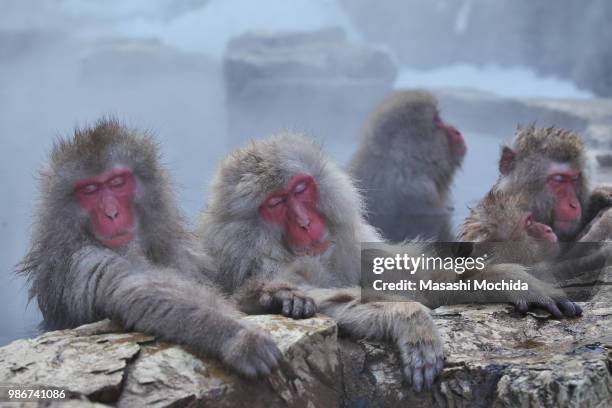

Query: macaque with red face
<box><xmin>495</xmin><ymin>128</ymin><xmax>589</xmax><ymax>241</ymax></box>
<box><xmin>349</xmin><ymin>90</ymin><xmax>466</xmax><ymax>242</ymax></box>
<box><xmin>198</xmin><ymin>134</ymin><xmax>582</xmax><ymax>392</ymax></box>
<box><xmin>19</xmin><ymin>119</ymin><xmax>282</xmax><ymax>378</ymax></box>
<box><xmin>260</xmin><ymin>174</ymin><xmax>330</xmax><ymax>256</ymax></box>
<box><xmin>74</xmin><ymin>167</ymin><xmax>137</xmax><ymax>249</ymax></box>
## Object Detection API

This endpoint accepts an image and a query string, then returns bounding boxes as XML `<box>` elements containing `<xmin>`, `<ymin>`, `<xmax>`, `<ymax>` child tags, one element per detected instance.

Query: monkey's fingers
<box><xmin>400</xmin><ymin>342</ymin><xmax>444</xmax><ymax>393</ymax></box>
<box><xmin>529</xmin><ymin>300</ymin><xmax>563</xmax><ymax>318</ymax></box>
<box><xmin>226</xmin><ymin>329</ymin><xmax>283</xmax><ymax>378</ymax></box>
<box><xmin>277</xmin><ymin>291</ymin><xmax>316</xmax><ymax>319</ymax></box>
<box><xmin>512</xmin><ymin>299</ymin><xmax>529</xmax><ymax>314</ymax></box>
<box><xmin>303</xmin><ymin>298</ymin><xmax>316</xmax><ymax>318</ymax></box>
<box><xmin>291</xmin><ymin>297</ymin><xmax>304</xmax><ymax>319</ymax></box>
<box><xmin>557</xmin><ymin>300</ymin><xmax>582</xmax><ymax>317</ymax></box>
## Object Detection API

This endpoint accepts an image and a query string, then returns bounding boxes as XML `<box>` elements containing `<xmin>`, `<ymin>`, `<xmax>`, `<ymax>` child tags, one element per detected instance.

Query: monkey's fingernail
<box><xmin>546</xmin><ymin>303</ymin><xmax>562</xmax><ymax>318</ymax></box>
<box><xmin>514</xmin><ymin>300</ymin><xmax>528</xmax><ymax>313</ymax></box>
<box><xmin>282</xmin><ymin>299</ymin><xmax>292</xmax><ymax>316</ymax></box>
<box><xmin>292</xmin><ymin>297</ymin><xmax>304</xmax><ymax>319</ymax></box>
<box><xmin>575</xmin><ymin>303</ymin><xmax>583</xmax><ymax>316</ymax></box>
<box><xmin>413</xmin><ymin>371</ymin><xmax>423</xmax><ymax>392</ymax></box>
<box><xmin>424</xmin><ymin>366</ymin><xmax>435</xmax><ymax>389</ymax></box>
<box><xmin>403</xmin><ymin>367</ymin><xmax>413</xmax><ymax>385</ymax></box>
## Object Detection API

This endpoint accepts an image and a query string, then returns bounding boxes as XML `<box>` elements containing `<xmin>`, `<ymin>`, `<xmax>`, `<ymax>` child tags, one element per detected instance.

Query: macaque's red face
<box><xmin>260</xmin><ymin>174</ymin><xmax>330</xmax><ymax>256</ymax></box>
<box><xmin>434</xmin><ymin>112</ymin><xmax>466</xmax><ymax>158</ymax></box>
<box><xmin>75</xmin><ymin>167</ymin><xmax>137</xmax><ymax>249</ymax></box>
<box><xmin>545</xmin><ymin>163</ymin><xmax>582</xmax><ymax>235</ymax></box>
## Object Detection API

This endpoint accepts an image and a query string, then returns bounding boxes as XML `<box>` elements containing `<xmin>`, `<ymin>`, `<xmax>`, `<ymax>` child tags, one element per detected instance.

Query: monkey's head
<box><xmin>497</xmin><ymin>126</ymin><xmax>588</xmax><ymax>240</ymax></box>
<box><xmin>366</xmin><ymin>90</ymin><xmax>466</xmax><ymax>176</ymax></box>
<box><xmin>43</xmin><ymin>119</ymin><xmax>178</xmax><ymax>252</ymax></box>
<box><xmin>468</xmin><ymin>191</ymin><xmax>560</xmax><ymax>261</ymax></box>
<box><xmin>207</xmin><ymin>134</ymin><xmax>364</xmax><ymax>258</ymax></box>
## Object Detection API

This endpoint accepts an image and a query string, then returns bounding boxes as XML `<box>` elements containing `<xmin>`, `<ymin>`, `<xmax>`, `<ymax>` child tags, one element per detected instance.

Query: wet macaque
<box><xmin>491</xmin><ymin>126</ymin><xmax>612</xmax><ymax>241</ymax></box>
<box><xmin>198</xmin><ymin>134</ymin><xmax>581</xmax><ymax>391</ymax></box>
<box><xmin>18</xmin><ymin>119</ymin><xmax>281</xmax><ymax>378</ymax></box>
<box><xmin>349</xmin><ymin>90</ymin><xmax>466</xmax><ymax>241</ymax></box>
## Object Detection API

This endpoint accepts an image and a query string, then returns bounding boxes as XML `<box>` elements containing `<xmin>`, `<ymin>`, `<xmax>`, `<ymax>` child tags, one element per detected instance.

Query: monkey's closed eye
<box><xmin>80</xmin><ymin>184</ymin><xmax>100</xmax><ymax>195</ymax></box>
<box><xmin>108</xmin><ymin>176</ymin><xmax>126</xmax><ymax>188</ymax></box>
<box><xmin>267</xmin><ymin>196</ymin><xmax>285</xmax><ymax>208</ymax></box>
<box><xmin>549</xmin><ymin>174</ymin><xmax>566</xmax><ymax>183</ymax></box>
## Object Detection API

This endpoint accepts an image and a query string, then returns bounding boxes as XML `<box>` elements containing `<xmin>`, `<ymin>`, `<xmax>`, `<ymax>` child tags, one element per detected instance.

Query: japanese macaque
<box><xmin>459</xmin><ymin>191</ymin><xmax>560</xmax><ymax>264</ymax></box>
<box><xmin>488</xmin><ymin>126</ymin><xmax>611</xmax><ymax>241</ymax></box>
<box><xmin>197</xmin><ymin>134</ymin><xmax>581</xmax><ymax>391</ymax></box>
<box><xmin>459</xmin><ymin>188</ymin><xmax>609</xmax><ymax>302</ymax></box>
<box><xmin>18</xmin><ymin>119</ymin><xmax>281</xmax><ymax>378</ymax></box>
<box><xmin>349</xmin><ymin>90</ymin><xmax>466</xmax><ymax>241</ymax></box>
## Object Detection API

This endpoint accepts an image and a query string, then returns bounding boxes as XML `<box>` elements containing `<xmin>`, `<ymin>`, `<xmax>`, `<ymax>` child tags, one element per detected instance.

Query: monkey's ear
<box><xmin>499</xmin><ymin>146</ymin><xmax>516</xmax><ymax>175</ymax></box>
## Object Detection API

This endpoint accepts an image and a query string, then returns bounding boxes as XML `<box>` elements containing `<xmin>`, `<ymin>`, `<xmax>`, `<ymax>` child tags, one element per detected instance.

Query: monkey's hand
<box><xmin>236</xmin><ymin>280</ymin><xmax>317</xmax><ymax>319</ymax></box>
<box><xmin>259</xmin><ymin>282</ymin><xmax>317</xmax><ymax>319</ymax></box>
<box><xmin>396</xmin><ymin>308</ymin><xmax>445</xmax><ymax>392</ymax></box>
<box><xmin>220</xmin><ymin>326</ymin><xmax>283</xmax><ymax>378</ymax></box>
<box><xmin>511</xmin><ymin>279</ymin><xmax>582</xmax><ymax>318</ymax></box>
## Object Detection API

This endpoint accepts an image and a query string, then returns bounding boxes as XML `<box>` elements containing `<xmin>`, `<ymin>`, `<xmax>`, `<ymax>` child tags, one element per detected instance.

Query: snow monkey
<box><xmin>488</xmin><ymin>126</ymin><xmax>612</xmax><ymax>241</ymax></box>
<box><xmin>197</xmin><ymin>134</ymin><xmax>581</xmax><ymax>391</ymax></box>
<box><xmin>18</xmin><ymin>119</ymin><xmax>281</xmax><ymax>378</ymax></box>
<box><xmin>349</xmin><ymin>90</ymin><xmax>466</xmax><ymax>242</ymax></box>
<box><xmin>459</xmin><ymin>190</ymin><xmax>561</xmax><ymax>264</ymax></box>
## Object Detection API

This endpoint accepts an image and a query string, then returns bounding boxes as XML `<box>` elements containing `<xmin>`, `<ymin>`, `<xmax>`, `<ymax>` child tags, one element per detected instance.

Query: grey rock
<box><xmin>340</xmin><ymin>0</ymin><xmax>612</xmax><ymax>97</ymax></box>
<box><xmin>340</xmin><ymin>303</ymin><xmax>612</xmax><ymax>407</ymax></box>
<box><xmin>0</xmin><ymin>316</ymin><xmax>339</xmax><ymax>408</ymax></box>
<box><xmin>1</xmin><ymin>293</ymin><xmax>610</xmax><ymax>407</ymax></box>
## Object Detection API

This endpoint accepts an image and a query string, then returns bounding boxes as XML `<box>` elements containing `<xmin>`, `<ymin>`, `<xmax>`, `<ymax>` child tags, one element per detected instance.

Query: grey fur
<box><xmin>197</xmin><ymin>133</ymin><xmax>581</xmax><ymax>391</ymax></box>
<box><xmin>349</xmin><ymin>91</ymin><xmax>463</xmax><ymax>242</ymax></box>
<box><xmin>18</xmin><ymin>119</ymin><xmax>281</xmax><ymax>378</ymax></box>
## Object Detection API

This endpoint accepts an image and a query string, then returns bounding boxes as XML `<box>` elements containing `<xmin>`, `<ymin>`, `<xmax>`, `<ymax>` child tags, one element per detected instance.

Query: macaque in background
<box><xmin>197</xmin><ymin>134</ymin><xmax>581</xmax><ymax>391</ymax></box>
<box><xmin>349</xmin><ymin>90</ymin><xmax>466</xmax><ymax>242</ymax></box>
<box><xmin>18</xmin><ymin>119</ymin><xmax>281</xmax><ymax>378</ymax></box>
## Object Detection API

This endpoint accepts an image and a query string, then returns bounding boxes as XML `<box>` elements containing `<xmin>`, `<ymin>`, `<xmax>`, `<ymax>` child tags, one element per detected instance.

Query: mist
<box><xmin>0</xmin><ymin>0</ymin><xmax>605</xmax><ymax>345</ymax></box>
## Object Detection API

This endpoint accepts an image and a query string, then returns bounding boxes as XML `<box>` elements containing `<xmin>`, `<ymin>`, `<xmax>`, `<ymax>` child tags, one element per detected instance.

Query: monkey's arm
<box><xmin>368</xmin><ymin>242</ymin><xmax>582</xmax><ymax>317</ymax></box>
<box><xmin>428</xmin><ymin>263</ymin><xmax>582</xmax><ymax>317</ymax></box>
<box><xmin>307</xmin><ymin>287</ymin><xmax>444</xmax><ymax>392</ymax></box>
<box><xmin>584</xmin><ymin>185</ymin><xmax>612</xmax><ymax>227</ymax></box>
<box><xmin>67</xmin><ymin>246</ymin><xmax>281</xmax><ymax>377</ymax></box>
<box><xmin>578</xmin><ymin>208</ymin><xmax>612</xmax><ymax>241</ymax></box>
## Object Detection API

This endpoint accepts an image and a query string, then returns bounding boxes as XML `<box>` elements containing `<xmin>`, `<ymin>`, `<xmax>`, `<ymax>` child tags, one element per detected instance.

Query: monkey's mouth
<box><xmin>292</xmin><ymin>239</ymin><xmax>332</xmax><ymax>257</ymax></box>
<box><xmin>97</xmin><ymin>228</ymin><xmax>137</xmax><ymax>249</ymax></box>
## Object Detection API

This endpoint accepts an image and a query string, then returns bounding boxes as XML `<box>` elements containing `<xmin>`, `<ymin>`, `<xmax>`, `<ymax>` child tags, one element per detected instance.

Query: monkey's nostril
<box><xmin>299</xmin><ymin>219</ymin><xmax>311</xmax><ymax>229</ymax></box>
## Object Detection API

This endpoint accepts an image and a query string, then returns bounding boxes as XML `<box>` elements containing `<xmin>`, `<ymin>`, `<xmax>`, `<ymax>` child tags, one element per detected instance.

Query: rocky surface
<box><xmin>1</xmin><ymin>296</ymin><xmax>610</xmax><ymax>407</ymax></box>
<box><xmin>342</xmin><ymin>302</ymin><xmax>612</xmax><ymax>407</ymax></box>
<box><xmin>0</xmin><ymin>316</ymin><xmax>339</xmax><ymax>408</ymax></box>
<box><xmin>223</xmin><ymin>27</ymin><xmax>397</xmax><ymax>145</ymax></box>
